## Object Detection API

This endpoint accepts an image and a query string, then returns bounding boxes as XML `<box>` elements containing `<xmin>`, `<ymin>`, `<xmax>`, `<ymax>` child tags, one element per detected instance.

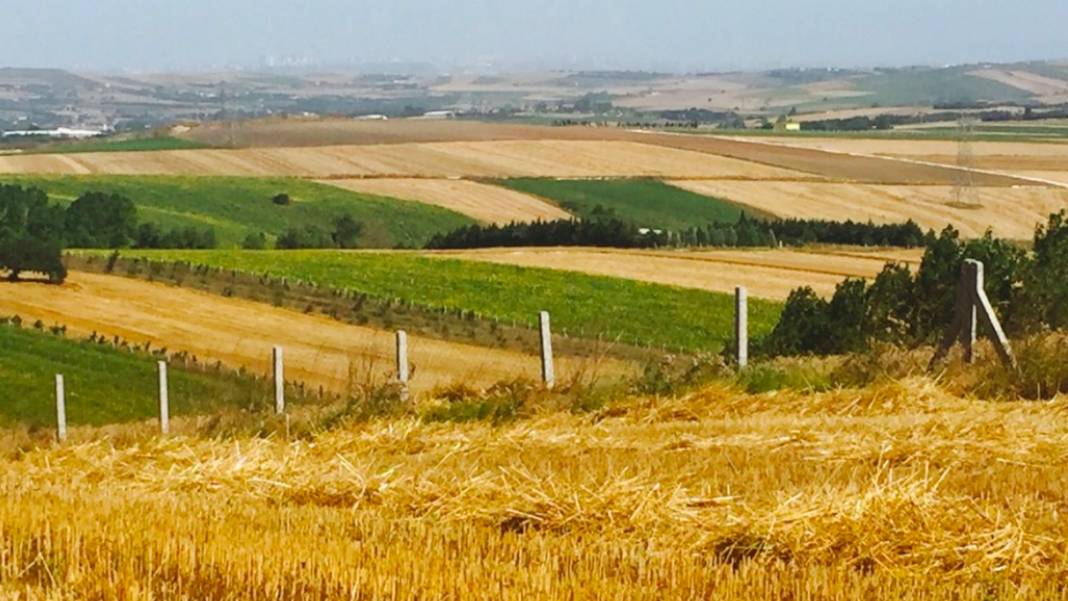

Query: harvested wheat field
<box><xmin>0</xmin><ymin>272</ymin><xmax>598</xmax><ymax>396</ymax></box>
<box><xmin>671</xmin><ymin>180</ymin><xmax>1068</xmax><ymax>239</ymax></box>
<box><xmin>433</xmin><ymin>247</ymin><xmax>921</xmax><ymax>300</ymax></box>
<box><xmin>2</xmin><ymin>378</ymin><xmax>1067</xmax><ymax>599</ymax></box>
<box><xmin>321</xmin><ymin>178</ymin><xmax>571</xmax><ymax>224</ymax></box>
<box><xmin>0</xmin><ymin>140</ymin><xmax>808</xmax><ymax>179</ymax></box>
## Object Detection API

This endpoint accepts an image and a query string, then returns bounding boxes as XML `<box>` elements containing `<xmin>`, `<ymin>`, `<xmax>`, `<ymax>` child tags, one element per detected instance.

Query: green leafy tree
<box><xmin>64</xmin><ymin>192</ymin><xmax>138</xmax><ymax>248</ymax></box>
<box><xmin>242</xmin><ymin>231</ymin><xmax>268</xmax><ymax>250</ymax></box>
<box><xmin>0</xmin><ymin>236</ymin><xmax>66</xmax><ymax>283</ymax></box>
<box><xmin>332</xmin><ymin>215</ymin><xmax>364</xmax><ymax>249</ymax></box>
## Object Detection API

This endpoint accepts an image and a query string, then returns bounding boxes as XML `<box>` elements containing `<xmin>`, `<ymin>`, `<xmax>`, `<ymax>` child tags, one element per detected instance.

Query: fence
<box><xmin>44</xmin><ymin>294</ymin><xmax>755</xmax><ymax>442</ymax></box>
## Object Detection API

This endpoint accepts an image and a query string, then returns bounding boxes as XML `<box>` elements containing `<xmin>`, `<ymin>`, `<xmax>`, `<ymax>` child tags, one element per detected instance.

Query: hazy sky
<box><xmin>4</xmin><ymin>0</ymin><xmax>1066</xmax><ymax>72</ymax></box>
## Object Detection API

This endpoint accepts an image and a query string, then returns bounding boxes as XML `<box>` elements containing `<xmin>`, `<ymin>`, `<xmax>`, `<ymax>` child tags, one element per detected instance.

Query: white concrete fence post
<box><xmin>539</xmin><ymin>311</ymin><xmax>555</xmax><ymax>389</ymax></box>
<box><xmin>55</xmin><ymin>374</ymin><xmax>67</xmax><ymax>443</ymax></box>
<box><xmin>735</xmin><ymin>286</ymin><xmax>748</xmax><ymax>369</ymax></box>
<box><xmin>396</xmin><ymin>330</ymin><xmax>410</xmax><ymax>402</ymax></box>
<box><xmin>158</xmin><ymin>361</ymin><xmax>170</xmax><ymax>435</ymax></box>
<box><xmin>273</xmin><ymin>346</ymin><xmax>285</xmax><ymax>414</ymax></box>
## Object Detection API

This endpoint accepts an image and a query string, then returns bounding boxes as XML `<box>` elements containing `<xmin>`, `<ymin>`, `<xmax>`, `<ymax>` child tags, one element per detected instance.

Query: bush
<box><xmin>242</xmin><ymin>232</ymin><xmax>268</xmax><ymax>250</ymax></box>
<box><xmin>272</xmin><ymin>193</ymin><xmax>292</xmax><ymax>206</ymax></box>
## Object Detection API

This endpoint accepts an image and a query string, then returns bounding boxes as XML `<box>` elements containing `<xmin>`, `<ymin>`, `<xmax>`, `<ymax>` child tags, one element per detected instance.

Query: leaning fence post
<box><xmin>273</xmin><ymin>346</ymin><xmax>285</xmax><ymax>414</ymax></box>
<box><xmin>396</xmin><ymin>330</ymin><xmax>410</xmax><ymax>401</ymax></box>
<box><xmin>929</xmin><ymin>259</ymin><xmax>1016</xmax><ymax>371</ymax></box>
<box><xmin>735</xmin><ymin>286</ymin><xmax>748</xmax><ymax>368</ymax></box>
<box><xmin>55</xmin><ymin>374</ymin><xmax>67</xmax><ymax>443</ymax></box>
<box><xmin>158</xmin><ymin>361</ymin><xmax>170</xmax><ymax>435</ymax></box>
<box><xmin>539</xmin><ymin>311</ymin><xmax>555</xmax><ymax>389</ymax></box>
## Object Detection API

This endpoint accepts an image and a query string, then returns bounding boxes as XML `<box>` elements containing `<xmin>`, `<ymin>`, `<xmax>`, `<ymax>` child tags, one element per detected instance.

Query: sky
<box><xmin>3</xmin><ymin>0</ymin><xmax>1066</xmax><ymax>72</ymax></box>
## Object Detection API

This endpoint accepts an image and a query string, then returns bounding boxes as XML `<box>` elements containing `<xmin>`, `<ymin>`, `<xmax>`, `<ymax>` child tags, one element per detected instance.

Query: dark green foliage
<box><xmin>426</xmin><ymin>217</ymin><xmax>658</xmax><ymax>249</ymax></box>
<box><xmin>764</xmin><ymin>222</ymin><xmax>1042</xmax><ymax>357</ymax></box>
<box><xmin>242</xmin><ymin>231</ymin><xmax>268</xmax><ymax>250</ymax></box>
<box><xmin>276</xmin><ymin>225</ymin><xmax>334</xmax><ymax>249</ymax></box>
<box><xmin>0</xmin><ymin>236</ymin><xmax>66</xmax><ymax>283</ymax></box>
<box><xmin>427</xmin><ymin>213</ymin><xmax>928</xmax><ymax>250</ymax></box>
<box><xmin>64</xmin><ymin>191</ymin><xmax>138</xmax><ymax>248</ymax></box>
<box><xmin>332</xmin><ymin>215</ymin><xmax>364</xmax><ymax>249</ymax></box>
<box><xmin>1022</xmin><ymin>212</ymin><xmax>1068</xmax><ymax>329</ymax></box>
<box><xmin>272</xmin><ymin>193</ymin><xmax>292</xmax><ymax>206</ymax></box>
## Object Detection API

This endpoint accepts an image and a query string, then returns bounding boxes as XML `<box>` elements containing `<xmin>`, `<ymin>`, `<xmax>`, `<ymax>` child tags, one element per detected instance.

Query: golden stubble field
<box><xmin>431</xmin><ymin>247</ymin><xmax>923</xmax><ymax>300</ymax></box>
<box><xmin>2</xmin><ymin>378</ymin><xmax>1066</xmax><ymax>599</ymax></box>
<box><xmin>0</xmin><ymin>272</ymin><xmax>613</xmax><ymax>396</ymax></box>
<box><xmin>671</xmin><ymin>180</ymin><xmax>1068</xmax><ymax>239</ymax></box>
<box><xmin>321</xmin><ymin>178</ymin><xmax>571</xmax><ymax>224</ymax></box>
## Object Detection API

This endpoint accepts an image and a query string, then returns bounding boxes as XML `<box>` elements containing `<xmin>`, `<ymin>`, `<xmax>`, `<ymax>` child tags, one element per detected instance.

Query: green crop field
<box><xmin>0</xmin><ymin>175</ymin><xmax>475</xmax><ymax>248</ymax></box>
<box><xmin>0</xmin><ymin>321</ymin><xmax>273</xmax><ymax>427</ymax></box>
<box><xmin>498</xmin><ymin>178</ymin><xmax>751</xmax><ymax>229</ymax></box>
<box><xmin>106</xmin><ymin>249</ymin><xmax>782</xmax><ymax>352</ymax></box>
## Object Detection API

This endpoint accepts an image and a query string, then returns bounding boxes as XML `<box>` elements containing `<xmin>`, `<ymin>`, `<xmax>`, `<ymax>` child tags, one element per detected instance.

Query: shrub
<box><xmin>272</xmin><ymin>193</ymin><xmax>292</xmax><ymax>206</ymax></box>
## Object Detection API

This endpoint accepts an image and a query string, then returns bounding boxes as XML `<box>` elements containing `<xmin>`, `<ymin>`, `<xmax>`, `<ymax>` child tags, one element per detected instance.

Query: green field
<box><xmin>0</xmin><ymin>321</ymin><xmax>272</xmax><ymax>427</ymax></box>
<box><xmin>498</xmin><ymin>178</ymin><xmax>750</xmax><ymax>229</ymax></box>
<box><xmin>106</xmin><ymin>249</ymin><xmax>782</xmax><ymax>352</ymax></box>
<box><xmin>0</xmin><ymin>175</ymin><xmax>475</xmax><ymax>248</ymax></box>
<box><xmin>851</xmin><ymin>67</ymin><xmax>1032</xmax><ymax>107</ymax></box>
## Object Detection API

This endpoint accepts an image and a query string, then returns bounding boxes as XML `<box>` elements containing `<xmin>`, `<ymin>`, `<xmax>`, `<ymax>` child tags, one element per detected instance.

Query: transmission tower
<box><xmin>953</xmin><ymin>115</ymin><xmax>978</xmax><ymax>207</ymax></box>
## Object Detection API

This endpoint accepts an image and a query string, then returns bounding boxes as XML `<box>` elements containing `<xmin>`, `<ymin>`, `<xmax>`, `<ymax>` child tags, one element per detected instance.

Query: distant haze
<box><xmin>4</xmin><ymin>0</ymin><xmax>1067</xmax><ymax>72</ymax></box>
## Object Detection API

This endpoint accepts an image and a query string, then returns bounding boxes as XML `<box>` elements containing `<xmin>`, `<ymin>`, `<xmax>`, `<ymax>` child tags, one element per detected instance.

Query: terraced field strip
<box><xmin>668</xmin><ymin>180</ymin><xmax>1068</xmax><ymax>239</ymax></box>
<box><xmin>0</xmin><ymin>272</ymin><xmax>588</xmax><ymax>396</ymax></box>
<box><xmin>107</xmin><ymin>249</ymin><xmax>782</xmax><ymax>352</ymax></box>
<box><xmin>321</xmin><ymin>178</ymin><xmax>571</xmax><ymax>224</ymax></box>
<box><xmin>432</xmin><ymin>247</ymin><xmax>921</xmax><ymax>300</ymax></box>
<box><xmin>0</xmin><ymin>140</ymin><xmax>810</xmax><ymax>179</ymax></box>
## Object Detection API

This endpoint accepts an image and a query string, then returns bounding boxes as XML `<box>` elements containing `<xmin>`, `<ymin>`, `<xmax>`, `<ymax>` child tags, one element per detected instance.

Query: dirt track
<box><xmin>0</xmin><ymin>272</ymin><xmax>594</xmax><ymax>395</ymax></box>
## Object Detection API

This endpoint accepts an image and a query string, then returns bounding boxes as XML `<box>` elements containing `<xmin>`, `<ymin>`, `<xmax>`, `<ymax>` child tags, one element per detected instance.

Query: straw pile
<box><xmin>1</xmin><ymin>378</ymin><xmax>1067</xmax><ymax>599</ymax></box>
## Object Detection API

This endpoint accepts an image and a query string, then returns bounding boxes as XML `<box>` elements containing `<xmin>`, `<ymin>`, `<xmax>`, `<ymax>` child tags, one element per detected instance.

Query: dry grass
<box><xmin>0</xmin><ymin>140</ymin><xmax>806</xmax><ymax>179</ymax></box>
<box><xmin>1</xmin><ymin>376</ymin><xmax>1067</xmax><ymax>599</ymax></box>
<box><xmin>431</xmin><ymin>247</ymin><xmax>922</xmax><ymax>300</ymax></box>
<box><xmin>0</xmin><ymin>271</ymin><xmax>623</xmax><ymax>396</ymax></box>
<box><xmin>670</xmin><ymin>179</ymin><xmax>1068</xmax><ymax>239</ymax></box>
<box><xmin>321</xmin><ymin>178</ymin><xmax>571</xmax><ymax>224</ymax></box>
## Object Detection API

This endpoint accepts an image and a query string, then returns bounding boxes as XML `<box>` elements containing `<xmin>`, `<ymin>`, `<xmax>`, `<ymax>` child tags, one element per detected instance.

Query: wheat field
<box><xmin>1</xmin><ymin>377</ymin><xmax>1066</xmax><ymax>599</ymax></box>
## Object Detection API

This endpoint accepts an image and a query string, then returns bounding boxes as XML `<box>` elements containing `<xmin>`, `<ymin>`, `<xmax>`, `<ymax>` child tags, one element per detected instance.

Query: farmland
<box><xmin>0</xmin><ymin>272</ymin><xmax>589</xmax><ymax>397</ymax></box>
<box><xmin>0</xmin><ymin>174</ymin><xmax>473</xmax><ymax>248</ymax></box>
<box><xmin>435</xmin><ymin>247</ymin><xmax>923</xmax><ymax>300</ymax></box>
<box><xmin>0</xmin><ymin>320</ymin><xmax>271</xmax><ymax>427</ymax></box>
<box><xmin>499</xmin><ymin>178</ymin><xmax>753</xmax><ymax>229</ymax></box>
<box><xmin>2</xmin><ymin>376</ymin><xmax>1067</xmax><ymax>598</ymax></box>
<box><xmin>322</xmin><ymin>178</ymin><xmax>570</xmax><ymax>224</ymax></box>
<box><xmin>670</xmin><ymin>180</ymin><xmax>1068</xmax><ymax>239</ymax></box>
<box><xmin>102</xmin><ymin>249</ymin><xmax>783</xmax><ymax>352</ymax></box>
<box><xmin>0</xmin><ymin>139</ymin><xmax>810</xmax><ymax>179</ymax></box>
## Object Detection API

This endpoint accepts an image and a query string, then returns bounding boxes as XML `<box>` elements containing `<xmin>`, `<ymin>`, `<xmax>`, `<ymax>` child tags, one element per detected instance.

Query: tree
<box><xmin>332</xmin><ymin>215</ymin><xmax>363</xmax><ymax>249</ymax></box>
<box><xmin>242</xmin><ymin>231</ymin><xmax>268</xmax><ymax>250</ymax></box>
<box><xmin>276</xmin><ymin>225</ymin><xmax>333</xmax><ymax>249</ymax></box>
<box><xmin>272</xmin><ymin>193</ymin><xmax>292</xmax><ymax>206</ymax></box>
<box><xmin>0</xmin><ymin>236</ymin><xmax>66</xmax><ymax>283</ymax></box>
<box><xmin>64</xmin><ymin>192</ymin><xmax>138</xmax><ymax>248</ymax></box>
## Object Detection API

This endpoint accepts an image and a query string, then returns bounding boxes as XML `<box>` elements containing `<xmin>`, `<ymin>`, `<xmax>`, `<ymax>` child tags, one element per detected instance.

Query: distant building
<box><xmin>353</xmin><ymin>114</ymin><xmax>389</xmax><ymax>121</ymax></box>
<box><xmin>1</xmin><ymin>127</ymin><xmax>103</xmax><ymax>139</ymax></box>
<box><xmin>773</xmin><ymin>121</ymin><xmax>802</xmax><ymax>132</ymax></box>
<box><xmin>419</xmin><ymin>110</ymin><xmax>456</xmax><ymax>119</ymax></box>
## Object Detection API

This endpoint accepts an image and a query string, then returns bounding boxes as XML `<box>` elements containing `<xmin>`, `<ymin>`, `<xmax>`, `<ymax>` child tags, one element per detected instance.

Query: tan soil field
<box><xmin>0</xmin><ymin>140</ymin><xmax>809</xmax><ymax>179</ymax></box>
<box><xmin>319</xmin><ymin>178</ymin><xmax>571</xmax><ymax>224</ymax></box>
<box><xmin>175</xmin><ymin>119</ymin><xmax>1025</xmax><ymax>186</ymax></box>
<box><xmin>970</xmin><ymin>69</ymin><xmax>1068</xmax><ymax>102</ymax></box>
<box><xmin>669</xmin><ymin>180</ymin><xmax>1068</xmax><ymax>239</ymax></box>
<box><xmin>0</xmin><ymin>272</ymin><xmax>602</xmax><ymax>395</ymax></box>
<box><xmin>431</xmin><ymin>247</ymin><xmax>922</xmax><ymax>300</ymax></box>
<box><xmin>736</xmin><ymin>136</ymin><xmax>1068</xmax><ymax>158</ymax></box>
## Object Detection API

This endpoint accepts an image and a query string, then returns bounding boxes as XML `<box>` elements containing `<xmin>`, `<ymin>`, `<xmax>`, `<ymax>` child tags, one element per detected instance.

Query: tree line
<box><xmin>0</xmin><ymin>185</ymin><xmax>216</xmax><ymax>283</ymax></box>
<box><xmin>425</xmin><ymin>214</ymin><xmax>929</xmax><ymax>250</ymax></box>
<box><xmin>761</xmin><ymin>212</ymin><xmax>1068</xmax><ymax>358</ymax></box>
